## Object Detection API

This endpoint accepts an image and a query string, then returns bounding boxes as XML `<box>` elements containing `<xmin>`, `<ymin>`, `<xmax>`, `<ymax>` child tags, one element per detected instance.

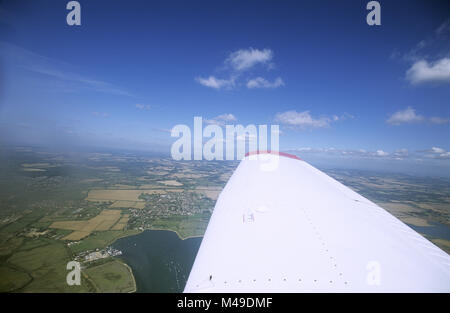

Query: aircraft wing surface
<box><xmin>184</xmin><ymin>152</ymin><xmax>450</xmax><ymax>292</ymax></box>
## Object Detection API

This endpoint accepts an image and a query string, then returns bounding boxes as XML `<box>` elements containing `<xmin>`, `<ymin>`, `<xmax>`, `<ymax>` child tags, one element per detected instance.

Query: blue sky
<box><xmin>0</xmin><ymin>0</ymin><xmax>449</xmax><ymax>175</ymax></box>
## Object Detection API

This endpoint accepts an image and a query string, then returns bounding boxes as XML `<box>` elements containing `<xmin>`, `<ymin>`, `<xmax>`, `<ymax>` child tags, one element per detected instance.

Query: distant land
<box><xmin>0</xmin><ymin>146</ymin><xmax>448</xmax><ymax>292</ymax></box>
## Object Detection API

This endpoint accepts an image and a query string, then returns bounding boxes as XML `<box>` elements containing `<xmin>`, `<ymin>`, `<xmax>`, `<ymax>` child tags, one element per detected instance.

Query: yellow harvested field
<box><xmin>95</xmin><ymin>216</ymin><xmax>120</xmax><ymax>231</ymax></box>
<box><xmin>159</xmin><ymin>180</ymin><xmax>183</xmax><ymax>186</ymax></box>
<box><xmin>134</xmin><ymin>202</ymin><xmax>146</xmax><ymax>209</ymax></box>
<box><xmin>430</xmin><ymin>239</ymin><xmax>450</xmax><ymax>254</ymax></box>
<box><xmin>111</xmin><ymin>223</ymin><xmax>125</xmax><ymax>231</ymax></box>
<box><xmin>147</xmin><ymin>171</ymin><xmax>170</xmax><ymax>175</ymax></box>
<box><xmin>111</xmin><ymin>214</ymin><xmax>130</xmax><ymax>230</ymax></box>
<box><xmin>170</xmin><ymin>173</ymin><xmax>205</xmax><ymax>179</ymax></box>
<box><xmin>87</xmin><ymin>189</ymin><xmax>143</xmax><ymax>201</ymax></box>
<box><xmin>139</xmin><ymin>184</ymin><xmax>161</xmax><ymax>189</ymax></box>
<box><xmin>21</xmin><ymin>163</ymin><xmax>50</xmax><ymax>168</ymax></box>
<box><xmin>63</xmin><ymin>231</ymin><xmax>91</xmax><ymax>241</ymax></box>
<box><xmin>81</xmin><ymin>178</ymin><xmax>104</xmax><ymax>183</ymax></box>
<box><xmin>401</xmin><ymin>216</ymin><xmax>431</xmax><ymax>227</ymax></box>
<box><xmin>195</xmin><ymin>187</ymin><xmax>222</xmax><ymax>200</ymax></box>
<box><xmin>377</xmin><ymin>202</ymin><xmax>422</xmax><ymax>215</ymax></box>
<box><xmin>49</xmin><ymin>210</ymin><xmax>122</xmax><ymax>241</ymax></box>
<box><xmin>166</xmin><ymin>188</ymin><xmax>184</xmax><ymax>193</ymax></box>
<box><xmin>109</xmin><ymin>200</ymin><xmax>137</xmax><ymax>208</ymax></box>
<box><xmin>110</xmin><ymin>184</ymin><xmax>137</xmax><ymax>189</ymax></box>
<box><xmin>49</xmin><ymin>220</ymin><xmax>88</xmax><ymax>231</ymax></box>
<box><xmin>140</xmin><ymin>190</ymin><xmax>167</xmax><ymax>194</ymax></box>
<box><xmin>140</xmin><ymin>189</ymin><xmax>182</xmax><ymax>194</ymax></box>
<box><xmin>22</xmin><ymin>168</ymin><xmax>46</xmax><ymax>172</ymax></box>
<box><xmin>86</xmin><ymin>189</ymin><xmax>164</xmax><ymax>202</ymax></box>
<box><xmin>109</xmin><ymin>200</ymin><xmax>146</xmax><ymax>209</ymax></box>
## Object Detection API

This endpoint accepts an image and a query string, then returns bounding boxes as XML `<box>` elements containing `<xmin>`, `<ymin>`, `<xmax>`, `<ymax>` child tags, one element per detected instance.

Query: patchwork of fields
<box><xmin>4</xmin><ymin>147</ymin><xmax>448</xmax><ymax>293</ymax></box>
<box><xmin>0</xmin><ymin>149</ymin><xmax>237</xmax><ymax>292</ymax></box>
<box><xmin>111</xmin><ymin>214</ymin><xmax>130</xmax><ymax>230</ymax></box>
<box><xmin>50</xmin><ymin>210</ymin><xmax>123</xmax><ymax>240</ymax></box>
<box><xmin>86</xmin><ymin>189</ymin><xmax>177</xmax><ymax>209</ymax></box>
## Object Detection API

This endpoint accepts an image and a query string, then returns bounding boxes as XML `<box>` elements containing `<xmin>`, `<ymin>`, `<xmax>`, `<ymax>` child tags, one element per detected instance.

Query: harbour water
<box><xmin>112</xmin><ymin>230</ymin><xmax>202</xmax><ymax>292</ymax></box>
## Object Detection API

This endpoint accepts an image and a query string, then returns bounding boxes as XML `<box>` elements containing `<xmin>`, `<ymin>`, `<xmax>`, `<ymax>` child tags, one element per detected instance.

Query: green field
<box><xmin>6</xmin><ymin>242</ymin><xmax>91</xmax><ymax>292</ymax></box>
<box><xmin>84</xmin><ymin>260</ymin><xmax>136</xmax><ymax>293</ymax></box>
<box><xmin>68</xmin><ymin>230</ymin><xmax>141</xmax><ymax>255</ymax></box>
<box><xmin>0</xmin><ymin>266</ymin><xmax>32</xmax><ymax>292</ymax></box>
<box><xmin>150</xmin><ymin>213</ymin><xmax>210</xmax><ymax>240</ymax></box>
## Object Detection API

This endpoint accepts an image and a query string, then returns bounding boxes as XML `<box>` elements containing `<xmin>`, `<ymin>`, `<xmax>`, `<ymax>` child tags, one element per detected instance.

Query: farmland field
<box><xmin>49</xmin><ymin>210</ymin><xmax>123</xmax><ymax>240</ymax></box>
<box><xmin>84</xmin><ymin>260</ymin><xmax>136</xmax><ymax>293</ymax></box>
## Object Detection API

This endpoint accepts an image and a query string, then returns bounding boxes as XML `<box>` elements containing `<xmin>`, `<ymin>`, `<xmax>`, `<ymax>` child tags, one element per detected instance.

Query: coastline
<box><xmin>122</xmin><ymin>262</ymin><xmax>137</xmax><ymax>293</ymax></box>
<box><xmin>110</xmin><ymin>228</ymin><xmax>204</xmax><ymax>293</ymax></box>
<box><xmin>147</xmin><ymin>227</ymin><xmax>204</xmax><ymax>241</ymax></box>
<box><xmin>110</xmin><ymin>230</ymin><xmax>142</xmax><ymax>293</ymax></box>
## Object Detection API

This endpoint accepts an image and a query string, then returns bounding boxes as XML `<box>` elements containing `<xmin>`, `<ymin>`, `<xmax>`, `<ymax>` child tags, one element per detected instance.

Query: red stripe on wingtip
<box><xmin>245</xmin><ymin>150</ymin><xmax>302</xmax><ymax>161</ymax></box>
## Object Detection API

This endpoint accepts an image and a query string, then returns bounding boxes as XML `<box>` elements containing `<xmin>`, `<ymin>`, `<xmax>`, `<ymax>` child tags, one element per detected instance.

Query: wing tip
<box><xmin>245</xmin><ymin>150</ymin><xmax>302</xmax><ymax>161</ymax></box>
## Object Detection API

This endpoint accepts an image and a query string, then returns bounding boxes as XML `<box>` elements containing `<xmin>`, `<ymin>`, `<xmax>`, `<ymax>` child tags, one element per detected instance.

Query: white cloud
<box><xmin>406</xmin><ymin>58</ymin><xmax>450</xmax><ymax>85</ymax></box>
<box><xmin>410</xmin><ymin>147</ymin><xmax>450</xmax><ymax>160</ymax></box>
<box><xmin>387</xmin><ymin>107</ymin><xmax>449</xmax><ymax>125</ymax></box>
<box><xmin>395</xmin><ymin>20</ymin><xmax>450</xmax><ymax>86</ymax></box>
<box><xmin>393</xmin><ymin>149</ymin><xmax>409</xmax><ymax>158</ymax></box>
<box><xmin>136</xmin><ymin>104</ymin><xmax>151</xmax><ymax>110</ymax></box>
<box><xmin>274</xmin><ymin>110</ymin><xmax>332</xmax><ymax>129</ymax></box>
<box><xmin>332</xmin><ymin>113</ymin><xmax>355</xmax><ymax>121</ymax></box>
<box><xmin>375</xmin><ymin>150</ymin><xmax>389</xmax><ymax>157</ymax></box>
<box><xmin>226</xmin><ymin>48</ymin><xmax>273</xmax><ymax>71</ymax></box>
<box><xmin>386</xmin><ymin>107</ymin><xmax>423</xmax><ymax>125</ymax></box>
<box><xmin>295</xmin><ymin>147</ymin><xmax>313</xmax><ymax>152</ymax></box>
<box><xmin>196</xmin><ymin>47</ymin><xmax>283</xmax><ymax>90</ymax></box>
<box><xmin>247</xmin><ymin>77</ymin><xmax>284</xmax><ymax>89</ymax></box>
<box><xmin>427</xmin><ymin>147</ymin><xmax>450</xmax><ymax>159</ymax></box>
<box><xmin>195</xmin><ymin>76</ymin><xmax>235</xmax><ymax>89</ymax></box>
<box><xmin>429</xmin><ymin>117</ymin><xmax>449</xmax><ymax>124</ymax></box>
<box><xmin>204</xmin><ymin>113</ymin><xmax>237</xmax><ymax>126</ymax></box>
<box><xmin>431</xmin><ymin>147</ymin><xmax>445</xmax><ymax>154</ymax></box>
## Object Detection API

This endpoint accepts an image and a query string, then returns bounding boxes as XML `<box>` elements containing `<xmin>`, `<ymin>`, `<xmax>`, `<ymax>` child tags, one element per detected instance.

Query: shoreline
<box><xmin>147</xmin><ymin>227</ymin><xmax>204</xmax><ymax>241</ymax></box>
<box><xmin>110</xmin><ymin>228</ymin><xmax>203</xmax><ymax>293</ymax></box>
<box><xmin>110</xmin><ymin>230</ymin><xmax>142</xmax><ymax>293</ymax></box>
<box><xmin>122</xmin><ymin>262</ymin><xmax>137</xmax><ymax>293</ymax></box>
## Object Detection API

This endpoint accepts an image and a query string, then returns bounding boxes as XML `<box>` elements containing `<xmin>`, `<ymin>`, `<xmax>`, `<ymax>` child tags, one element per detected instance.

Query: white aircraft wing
<box><xmin>184</xmin><ymin>151</ymin><xmax>450</xmax><ymax>292</ymax></box>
